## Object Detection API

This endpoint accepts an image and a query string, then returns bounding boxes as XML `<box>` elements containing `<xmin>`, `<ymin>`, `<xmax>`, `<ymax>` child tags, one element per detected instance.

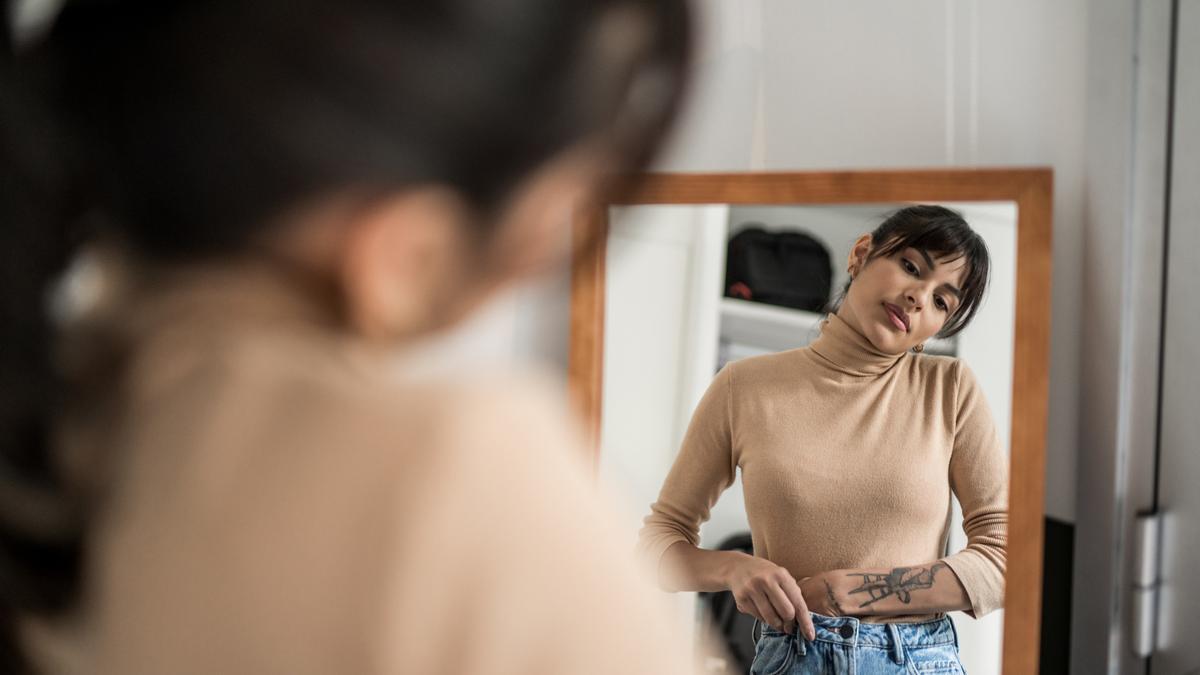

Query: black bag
<box><xmin>697</xmin><ymin>533</ymin><xmax>757</xmax><ymax>673</ymax></box>
<box><xmin>724</xmin><ymin>226</ymin><xmax>833</xmax><ymax>312</ymax></box>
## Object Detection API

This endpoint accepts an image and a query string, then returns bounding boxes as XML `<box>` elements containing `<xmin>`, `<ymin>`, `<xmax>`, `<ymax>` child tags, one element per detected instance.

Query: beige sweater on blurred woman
<box><xmin>636</xmin><ymin>312</ymin><xmax>1008</xmax><ymax>622</ymax></box>
<box><xmin>34</xmin><ymin>256</ymin><xmax>695</xmax><ymax>674</ymax></box>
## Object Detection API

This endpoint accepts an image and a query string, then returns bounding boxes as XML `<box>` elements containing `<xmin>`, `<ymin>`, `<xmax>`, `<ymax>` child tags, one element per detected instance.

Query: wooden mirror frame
<box><xmin>568</xmin><ymin>169</ymin><xmax>1052</xmax><ymax>675</ymax></box>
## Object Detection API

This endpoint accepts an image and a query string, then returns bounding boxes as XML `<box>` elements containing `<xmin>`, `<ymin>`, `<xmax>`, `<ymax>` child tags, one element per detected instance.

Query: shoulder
<box><xmin>903</xmin><ymin>355</ymin><xmax>992</xmax><ymax>426</ymax></box>
<box><xmin>910</xmin><ymin>354</ymin><xmax>984</xmax><ymax>396</ymax></box>
<box><xmin>391</xmin><ymin>366</ymin><xmax>592</xmax><ymax>485</ymax></box>
<box><xmin>119</xmin><ymin>315</ymin><xmax>588</xmax><ymax>491</ymax></box>
<box><xmin>903</xmin><ymin>351</ymin><xmax>977</xmax><ymax>385</ymax></box>
<box><xmin>908</xmin><ymin>352</ymin><xmax>958</xmax><ymax>378</ymax></box>
<box><xmin>893</xmin><ymin>353</ymin><xmax>976</xmax><ymax>409</ymax></box>
<box><xmin>722</xmin><ymin>347</ymin><xmax>811</xmax><ymax>384</ymax></box>
<box><xmin>119</xmin><ymin>329</ymin><xmax>605</xmax><ymax>559</ymax></box>
<box><xmin>290</xmin><ymin>359</ymin><xmax>590</xmax><ymax>484</ymax></box>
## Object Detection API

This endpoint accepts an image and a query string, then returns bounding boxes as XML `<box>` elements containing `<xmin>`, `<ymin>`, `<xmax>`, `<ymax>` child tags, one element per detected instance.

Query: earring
<box><xmin>912</xmin><ymin>343</ymin><xmax>925</xmax><ymax>353</ymax></box>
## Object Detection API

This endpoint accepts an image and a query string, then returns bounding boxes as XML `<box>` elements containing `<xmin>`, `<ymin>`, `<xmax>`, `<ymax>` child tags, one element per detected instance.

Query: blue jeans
<box><xmin>749</xmin><ymin>612</ymin><xmax>966</xmax><ymax>674</ymax></box>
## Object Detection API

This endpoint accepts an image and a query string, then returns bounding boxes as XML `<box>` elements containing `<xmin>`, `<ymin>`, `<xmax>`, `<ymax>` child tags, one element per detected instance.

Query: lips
<box><xmin>883</xmin><ymin>302</ymin><xmax>910</xmax><ymax>332</ymax></box>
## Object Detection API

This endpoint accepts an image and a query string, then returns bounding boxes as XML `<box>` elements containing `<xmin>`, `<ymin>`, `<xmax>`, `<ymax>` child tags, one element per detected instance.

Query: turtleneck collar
<box><xmin>807</xmin><ymin>311</ymin><xmax>907</xmax><ymax>376</ymax></box>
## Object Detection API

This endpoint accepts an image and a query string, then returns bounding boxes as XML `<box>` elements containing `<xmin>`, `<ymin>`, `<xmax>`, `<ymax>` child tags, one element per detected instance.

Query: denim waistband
<box><xmin>757</xmin><ymin>612</ymin><xmax>958</xmax><ymax>649</ymax></box>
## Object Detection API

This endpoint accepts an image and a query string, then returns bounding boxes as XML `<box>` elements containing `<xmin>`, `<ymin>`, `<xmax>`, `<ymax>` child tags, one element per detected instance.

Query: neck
<box><xmin>808</xmin><ymin>311</ymin><xmax>906</xmax><ymax>376</ymax></box>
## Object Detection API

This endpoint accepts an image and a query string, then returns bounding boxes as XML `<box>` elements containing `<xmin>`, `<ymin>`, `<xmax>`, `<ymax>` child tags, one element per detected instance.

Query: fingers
<box><xmin>762</xmin><ymin>580</ymin><xmax>798</xmax><ymax>633</ymax></box>
<box><xmin>780</xmin><ymin>576</ymin><xmax>816</xmax><ymax>640</ymax></box>
<box><xmin>748</xmin><ymin>593</ymin><xmax>785</xmax><ymax>633</ymax></box>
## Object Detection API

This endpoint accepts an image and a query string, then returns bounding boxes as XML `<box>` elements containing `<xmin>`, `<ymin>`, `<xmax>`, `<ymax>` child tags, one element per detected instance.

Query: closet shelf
<box><xmin>720</xmin><ymin>298</ymin><xmax>824</xmax><ymax>352</ymax></box>
<box><xmin>718</xmin><ymin>297</ymin><xmax>956</xmax><ymax>356</ymax></box>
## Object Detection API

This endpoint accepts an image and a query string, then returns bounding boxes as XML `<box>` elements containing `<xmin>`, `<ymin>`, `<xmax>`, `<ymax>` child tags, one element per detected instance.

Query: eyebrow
<box><xmin>913</xmin><ymin>248</ymin><xmax>963</xmax><ymax>299</ymax></box>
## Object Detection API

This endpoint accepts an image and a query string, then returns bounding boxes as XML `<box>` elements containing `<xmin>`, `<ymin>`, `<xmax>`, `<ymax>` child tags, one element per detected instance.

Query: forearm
<box><xmin>656</xmin><ymin>541</ymin><xmax>744</xmax><ymax>593</ymax></box>
<box><xmin>819</xmin><ymin>561</ymin><xmax>970</xmax><ymax>617</ymax></box>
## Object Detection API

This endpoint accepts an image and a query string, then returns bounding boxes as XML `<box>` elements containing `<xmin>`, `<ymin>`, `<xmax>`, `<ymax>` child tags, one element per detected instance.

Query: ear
<box><xmin>338</xmin><ymin>187</ymin><xmax>473</xmax><ymax>341</ymax></box>
<box><xmin>488</xmin><ymin>143</ymin><xmax>604</xmax><ymax>279</ymax></box>
<box><xmin>846</xmin><ymin>233</ymin><xmax>873</xmax><ymax>277</ymax></box>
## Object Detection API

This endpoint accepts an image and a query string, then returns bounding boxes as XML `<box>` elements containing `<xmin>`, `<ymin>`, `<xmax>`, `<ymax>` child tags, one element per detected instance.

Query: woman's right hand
<box><xmin>724</xmin><ymin>552</ymin><xmax>816</xmax><ymax>640</ymax></box>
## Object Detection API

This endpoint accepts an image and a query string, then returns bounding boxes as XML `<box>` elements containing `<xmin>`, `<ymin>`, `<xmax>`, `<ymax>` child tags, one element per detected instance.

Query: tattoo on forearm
<box><xmin>845</xmin><ymin>563</ymin><xmax>949</xmax><ymax>607</ymax></box>
<box><xmin>823</xmin><ymin>579</ymin><xmax>846</xmax><ymax>616</ymax></box>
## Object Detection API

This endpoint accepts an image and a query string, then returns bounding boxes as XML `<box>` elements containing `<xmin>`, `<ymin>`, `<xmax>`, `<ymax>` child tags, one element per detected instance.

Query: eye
<box><xmin>901</xmin><ymin>258</ymin><xmax>919</xmax><ymax>275</ymax></box>
<box><xmin>934</xmin><ymin>295</ymin><xmax>949</xmax><ymax>311</ymax></box>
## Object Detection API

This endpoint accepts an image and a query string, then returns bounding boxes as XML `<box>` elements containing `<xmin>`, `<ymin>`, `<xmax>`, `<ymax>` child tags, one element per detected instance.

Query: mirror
<box><xmin>568</xmin><ymin>171</ymin><xmax>1052</xmax><ymax>675</ymax></box>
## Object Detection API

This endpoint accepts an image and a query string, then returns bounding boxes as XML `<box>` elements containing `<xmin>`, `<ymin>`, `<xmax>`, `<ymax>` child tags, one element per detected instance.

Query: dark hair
<box><xmin>1</xmin><ymin>1</ymin><xmax>691</xmax><ymax>670</ymax></box>
<box><xmin>833</xmin><ymin>205</ymin><xmax>991</xmax><ymax>339</ymax></box>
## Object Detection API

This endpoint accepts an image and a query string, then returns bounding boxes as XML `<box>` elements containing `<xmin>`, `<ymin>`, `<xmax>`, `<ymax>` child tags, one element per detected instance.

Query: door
<box><xmin>1150</xmin><ymin>1</ymin><xmax>1200</xmax><ymax>672</ymax></box>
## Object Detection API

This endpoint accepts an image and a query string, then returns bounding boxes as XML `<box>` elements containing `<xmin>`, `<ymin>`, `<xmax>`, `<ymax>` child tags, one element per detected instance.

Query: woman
<box><xmin>0</xmin><ymin>1</ymin><xmax>696</xmax><ymax>673</ymax></box>
<box><xmin>637</xmin><ymin>206</ymin><xmax>1007</xmax><ymax>674</ymax></box>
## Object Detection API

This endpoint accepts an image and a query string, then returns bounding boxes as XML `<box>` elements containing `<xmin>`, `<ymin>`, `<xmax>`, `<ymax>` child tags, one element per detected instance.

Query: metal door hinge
<box><xmin>1130</xmin><ymin>511</ymin><xmax>1162</xmax><ymax>658</ymax></box>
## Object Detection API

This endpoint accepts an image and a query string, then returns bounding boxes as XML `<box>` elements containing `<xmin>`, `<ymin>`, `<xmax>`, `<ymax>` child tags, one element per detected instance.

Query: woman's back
<box><xmin>36</xmin><ymin>256</ymin><xmax>695</xmax><ymax>673</ymax></box>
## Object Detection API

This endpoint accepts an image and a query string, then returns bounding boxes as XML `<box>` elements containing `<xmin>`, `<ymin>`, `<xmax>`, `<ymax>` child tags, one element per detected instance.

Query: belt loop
<box><xmin>887</xmin><ymin>623</ymin><xmax>906</xmax><ymax>665</ymax></box>
<box><xmin>751</xmin><ymin>618</ymin><xmax>762</xmax><ymax>645</ymax></box>
<box><xmin>795</xmin><ymin>629</ymin><xmax>807</xmax><ymax>657</ymax></box>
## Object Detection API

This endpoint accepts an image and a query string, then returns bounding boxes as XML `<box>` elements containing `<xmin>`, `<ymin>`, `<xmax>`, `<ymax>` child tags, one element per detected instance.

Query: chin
<box><xmin>867</xmin><ymin>324</ymin><xmax>909</xmax><ymax>355</ymax></box>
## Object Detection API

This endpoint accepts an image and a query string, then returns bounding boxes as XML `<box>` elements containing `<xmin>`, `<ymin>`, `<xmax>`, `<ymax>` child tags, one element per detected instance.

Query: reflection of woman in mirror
<box><xmin>0</xmin><ymin>1</ymin><xmax>697</xmax><ymax>673</ymax></box>
<box><xmin>637</xmin><ymin>206</ymin><xmax>1006</xmax><ymax>673</ymax></box>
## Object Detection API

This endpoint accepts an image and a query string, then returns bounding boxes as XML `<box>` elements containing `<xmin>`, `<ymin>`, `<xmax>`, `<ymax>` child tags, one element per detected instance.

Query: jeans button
<box><xmin>839</xmin><ymin>624</ymin><xmax>854</xmax><ymax>639</ymax></box>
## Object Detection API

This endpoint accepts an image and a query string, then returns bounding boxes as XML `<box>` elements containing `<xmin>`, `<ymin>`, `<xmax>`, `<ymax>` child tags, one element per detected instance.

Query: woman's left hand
<box><xmin>798</xmin><ymin>572</ymin><xmax>850</xmax><ymax>617</ymax></box>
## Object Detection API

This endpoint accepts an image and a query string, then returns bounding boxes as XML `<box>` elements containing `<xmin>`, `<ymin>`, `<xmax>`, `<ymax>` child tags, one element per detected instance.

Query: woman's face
<box><xmin>838</xmin><ymin>234</ymin><xmax>969</xmax><ymax>354</ymax></box>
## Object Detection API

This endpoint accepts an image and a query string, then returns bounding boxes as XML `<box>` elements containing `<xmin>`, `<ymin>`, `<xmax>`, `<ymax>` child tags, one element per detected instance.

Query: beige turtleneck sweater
<box><xmin>636</xmin><ymin>312</ymin><xmax>1008</xmax><ymax>622</ymax></box>
<box><xmin>33</xmin><ymin>255</ymin><xmax>698</xmax><ymax>674</ymax></box>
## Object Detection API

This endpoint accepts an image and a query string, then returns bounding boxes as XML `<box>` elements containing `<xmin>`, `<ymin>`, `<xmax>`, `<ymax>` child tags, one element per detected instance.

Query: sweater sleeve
<box><xmin>938</xmin><ymin>359</ymin><xmax>1009</xmax><ymax>619</ymax></box>
<box><xmin>635</xmin><ymin>364</ymin><xmax>738</xmax><ymax>585</ymax></box>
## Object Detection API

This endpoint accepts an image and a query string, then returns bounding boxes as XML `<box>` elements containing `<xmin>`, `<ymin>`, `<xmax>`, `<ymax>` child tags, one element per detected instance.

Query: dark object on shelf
<box><xmin>725</xmin><ymin>226</ymin><xmax>833</xmax><ymax>312</ymax></box>
<box><xmin>697</xmin><ymin>533</ymin><xmax>757</xmax><ymax>673</ymax></box>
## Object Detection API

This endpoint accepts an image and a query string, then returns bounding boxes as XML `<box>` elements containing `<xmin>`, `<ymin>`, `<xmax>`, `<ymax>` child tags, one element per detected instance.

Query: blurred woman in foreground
<box><xmin>0</xmin><ymin>1</ymin><xmax>693</xmax><ymax>672</ymax></box>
